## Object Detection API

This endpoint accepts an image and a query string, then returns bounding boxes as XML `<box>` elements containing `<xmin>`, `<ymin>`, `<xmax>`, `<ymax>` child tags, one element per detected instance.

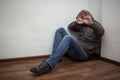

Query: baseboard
<box><xmin>0</xmin><ymin>55</ymin><xmax>120</xmax><ymax>66</ymax></box>
<box><xmin>100</xmin><ymin>57</ymin><xmax>120</xmax><ymax>66</ymax></box>
<box><xmin>0</xmin><ymin>55</ymin><xmax>49</xmax><ymax>62</ymax></box>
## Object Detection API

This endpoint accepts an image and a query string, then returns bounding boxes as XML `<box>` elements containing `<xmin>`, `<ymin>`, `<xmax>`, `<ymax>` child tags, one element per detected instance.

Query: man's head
<box><xmin>76</xmin><ymin>10</ymin><xmax>91</xmax><ymax>19</ymax></box>
<box><xmin>76</xmin><ymin>10</ymin><xmax>93</xmax><ymax>25</ymax></box>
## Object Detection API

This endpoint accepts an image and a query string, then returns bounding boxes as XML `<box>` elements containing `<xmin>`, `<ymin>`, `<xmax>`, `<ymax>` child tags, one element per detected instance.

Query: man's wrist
<box><xmin>88</xmin><ymin>20</ymin><xmax>93</xmax><ymax>26</ymax></box>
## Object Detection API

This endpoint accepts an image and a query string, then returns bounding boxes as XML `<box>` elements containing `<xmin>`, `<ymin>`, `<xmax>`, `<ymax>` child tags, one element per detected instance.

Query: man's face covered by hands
<box><xmin>76</xmin><ymin>10</ymin><xmax>93</xmax><ymax>25</ymax></box>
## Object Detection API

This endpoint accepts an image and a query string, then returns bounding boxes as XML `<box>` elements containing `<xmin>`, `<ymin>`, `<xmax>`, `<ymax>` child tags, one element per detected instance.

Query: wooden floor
<box><xmin>0</xmin><ymin>57</ymin><xmax>120</xmax><ymax>80</ymax></box>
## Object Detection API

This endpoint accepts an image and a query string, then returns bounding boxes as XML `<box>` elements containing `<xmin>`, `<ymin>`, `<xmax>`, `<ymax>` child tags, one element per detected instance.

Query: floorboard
<box><xmin>0</xmin><ymin>57</ymin><xmax>120</xmax><ymax>80</ymax></box>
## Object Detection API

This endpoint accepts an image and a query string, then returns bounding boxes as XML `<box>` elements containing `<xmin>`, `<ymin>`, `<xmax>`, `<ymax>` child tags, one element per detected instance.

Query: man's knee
<box><xmin>56</xmin><ymin>27</ymin><xmax>65</xmax><ymax>32</ymax></box>
<box><xmin>63</xmin><ymin>35</ymin><xmax>72</xmax><ymax>41</ymax></box>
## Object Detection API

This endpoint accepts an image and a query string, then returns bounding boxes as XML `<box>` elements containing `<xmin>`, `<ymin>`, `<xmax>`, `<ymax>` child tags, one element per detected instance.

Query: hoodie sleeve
<box><xmin>90</xmin><ymin>20</ymin><xmax>105</xmax><ymax>37</ymax></box>
<box><xmin>68</xmin><ymin>21</ymin><xmax>80</xmax><ymax>32</ymax></box>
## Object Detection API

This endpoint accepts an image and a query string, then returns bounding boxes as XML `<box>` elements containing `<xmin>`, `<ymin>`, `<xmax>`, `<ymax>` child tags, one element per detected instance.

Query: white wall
<box><xmin>88</xmin><ymin>0</ymin><xmax>102</xmax><ymax>23</ymax></box>
<box><xmin>2</xmin><ymin>0</ymin><xmax>119</xmax><ymax>62</ymax></box>
<box><xmin>0</xmin><ymin>0</ymin><xmax>89</xmax><ymax>59</ymax></box>
<box><xmin>101</xmin><ymin>0</ymin><xmax>120</xmax><ymax>62</ymax></box>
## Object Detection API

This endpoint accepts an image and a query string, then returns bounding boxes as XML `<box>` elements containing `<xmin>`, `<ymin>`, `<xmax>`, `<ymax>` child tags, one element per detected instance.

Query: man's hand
<box><xmin>76</xmin><ymin>17</ymin><xmax>84</xmax><ymax>24</ymax></box>
<box><xmin>82</xmin><ymin>15</ymin><xmax>93</xmax><ymax>25</ymax></box>
<box><xmin>76</xmin><ymin>14</ymin><xmax>93</xmax><ymax>26</ymax></box>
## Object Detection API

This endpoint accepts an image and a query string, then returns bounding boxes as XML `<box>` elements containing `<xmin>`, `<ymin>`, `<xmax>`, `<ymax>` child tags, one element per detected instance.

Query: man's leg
<box><xmin>52</xmin><ymin>27</ymin><xmax>68</xmax><ymax>54</ymax></box>
<box><xmin>46</xmin><ymin>35</ymin><xmax>88</xmax><ymax>68</ymax></box>
<box><xmin>30</xmin><ymin>35</ymin><xmax>88</xmax><ymax>75</ymax></box>
<box><xmin>66</xmin><ymin>43</ymin><xmax>89</xmax><ymax>61</ymax></box>
<box><xmin>30</xmin><ymin>35</ymin><xmax>73</xmax><ymax>75</ymax></box>
<box><xmin>29</xmin><ymin>27</ymin><xmax>68</xmax><ymax>75</ymax></box>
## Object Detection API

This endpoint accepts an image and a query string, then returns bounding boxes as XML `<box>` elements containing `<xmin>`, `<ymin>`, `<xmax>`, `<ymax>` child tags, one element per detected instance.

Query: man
<box><xmin>29</xmin><ymin>10</ymin><xmax>105</xmax><ymax>75</ymax></box>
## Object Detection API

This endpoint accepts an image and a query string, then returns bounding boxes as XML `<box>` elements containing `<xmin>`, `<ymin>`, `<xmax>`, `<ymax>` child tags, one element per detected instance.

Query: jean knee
<box><xmin>56</xmin><ymin>27</ymin><xmax>65</xmax><ymax>32</ymax></box>
<box><xmin>63</xmin><ymin>35</ymin><xmax>72</xmax><ymax>41</ymax></box>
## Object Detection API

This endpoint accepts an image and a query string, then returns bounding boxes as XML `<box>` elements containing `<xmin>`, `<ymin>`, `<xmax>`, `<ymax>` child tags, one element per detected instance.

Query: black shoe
<box><xmin>29</xmin><ymin>61</ymin><xmax>52</xmax><ymax>75</ymax></box>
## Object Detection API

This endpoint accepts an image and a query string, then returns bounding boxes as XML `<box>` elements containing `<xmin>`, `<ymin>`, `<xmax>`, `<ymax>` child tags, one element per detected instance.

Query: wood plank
<box><xmin>0</xmin><ymin>57</ymin><xmax>119</xmax><ymax>80</ymax></box>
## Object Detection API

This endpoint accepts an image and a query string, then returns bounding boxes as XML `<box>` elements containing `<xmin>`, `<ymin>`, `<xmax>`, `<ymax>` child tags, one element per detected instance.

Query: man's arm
<box><xmin>78</xmin><ymin>14</ymin><xmax>105</xmax><ymax>37</ymax></box>
<box><xmin>68</xmin><ymin>21</ymin><xmax>81</xmax><ymax>32</ymax></box>
<box><xmin>90</xmin><ymin>20</ymin><xmax>105</xmax><ymax>38</ymax></box>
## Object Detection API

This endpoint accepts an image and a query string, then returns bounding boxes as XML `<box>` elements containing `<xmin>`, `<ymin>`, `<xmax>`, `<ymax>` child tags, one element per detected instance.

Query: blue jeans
<box><xmin>46</xmin><ymin>27</ymin><xmax>88</xmax><ymax>68</ymax></box>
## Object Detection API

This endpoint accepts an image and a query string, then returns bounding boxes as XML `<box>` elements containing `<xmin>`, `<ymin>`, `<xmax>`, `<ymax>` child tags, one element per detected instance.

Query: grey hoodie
<box><xmin>68</xmin><ymin>20</ymin><xmax>105</xmax><ymax>56</ymax></box>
